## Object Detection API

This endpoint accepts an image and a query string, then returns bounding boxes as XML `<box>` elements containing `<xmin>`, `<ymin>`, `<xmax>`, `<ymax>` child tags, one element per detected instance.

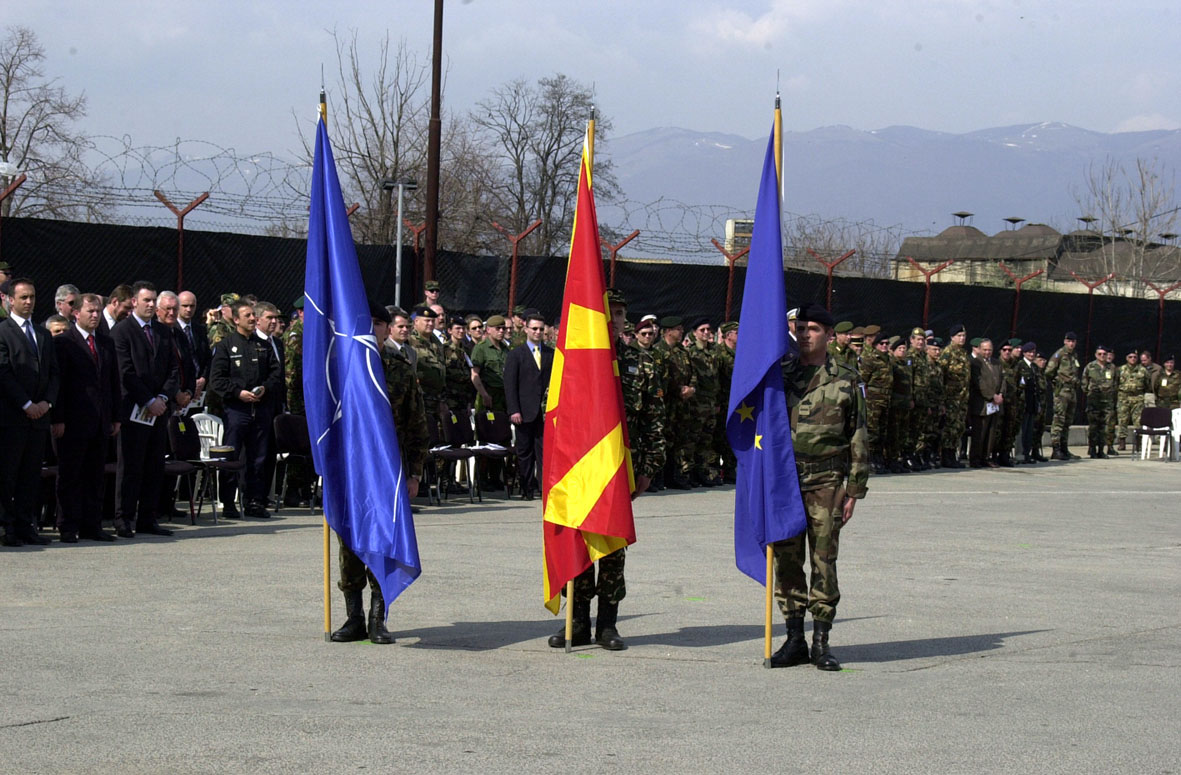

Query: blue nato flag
<box><xmin>303</xmin><ymin>118</ymin><xmax>420</xmax><ymax>610</ymax></box>
<box><xmin>725</xmin><ymin>126</ymin><xmax>807</xmax><ymax>584</ymax></box>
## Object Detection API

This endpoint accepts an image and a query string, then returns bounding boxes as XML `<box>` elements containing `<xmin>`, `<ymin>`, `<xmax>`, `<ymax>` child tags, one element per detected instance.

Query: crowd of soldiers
<box><xmin>829</xmin><ymin>319</ymin><xmax>1179</xmax><ymax>471</ymax></box>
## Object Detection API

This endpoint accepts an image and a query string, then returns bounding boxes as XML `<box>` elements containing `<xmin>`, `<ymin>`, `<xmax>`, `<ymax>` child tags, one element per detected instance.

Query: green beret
<box><xmin>659</xmin><ymin>315</ymin><xmax>683</xmax><ymax>329</ymax></box>
<box><xmin>834</xmin><ymin>321</ymin><xmax>854</xmax><ymax>334</ymax></box>
<box><xmin>622</xmin><ymin>321</ymin><xmax>635</xmax><ymax>334</ymax></box>
<box><xmin>512</xmin><ymin>305</ymin><xmax>527</xmax><ymax>317</ymax></box>
<box><xmin>720</xmin><ymin>321</ymin><xmax>739</xmax><ymax>335</ymax></box>
<box><xmin>485</xmin><ymin>314</ymin><xmax>506</xmax><ymax>327</ymax></box>
<box><xmin>292</xmin><ymin>296</ymin><xmax>304</xmax><ymax>310</ymax></box>
<box><xmin>862</xmin><ymin>324</ymin><xmax>881</xmax><ymax>337</ymax></box>
<box><xmin>970</xmin><ymin>337</ymin><xmax>983</xmax><ymax>347</ymax></box>
<box><xmin>0</xmin><ymin>261</ymin><xmax>11</xmax><ymax>271</ymax></box>
<box><xmin>1007</xmin><ymin>338</ymin><xmax>1022</xmax><ymax>347</ymax></box>
<box><xmin>887</xmin><ymin>336</ymin><xmax>904</xmax><ymax>350</ymax></box>
<box><xmin>910</xmin><ymin>327</ymin><xmax>926</xmax><ymax>338</ymax></box>
<box><xmin>220</xmin><ymin>293</ymin><xmax>240</xmax><ymax>306</ymax></box>
<box><xmin>606</xmin><ymin>288</ymin><xmax>627</xmax><ymax>306</ymax></box>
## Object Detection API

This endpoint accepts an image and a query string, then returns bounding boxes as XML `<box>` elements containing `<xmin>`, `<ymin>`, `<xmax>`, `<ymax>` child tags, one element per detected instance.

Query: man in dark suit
<box><xmin>155</xmin><ymin>291</ymin><xmax>196</xmax><ymax>520</ymax></box>
<box><xmin>969</xmin><ymin>338</ymin><xmax>1004</xmax><ymax>468</ymax></box>
<box><xmin>254</xmin><ymin>301</ymin><xmax>285</xmax><ymax>505</ymax></box>
<box><xmin>176</xmin><ymin>290</ymin><xmax>209</xmax><ymax>400</ymax></box>
<box><xmin>111</xmin><ymin>281</ymin><xmax>179</xmax><ymax>537</ymax></box>
<box><xmin>0</xmin><ymin>278</ymin><xmax>60</xmax><ymax>546</ymax></box>
<box><xmin>98</xmin><ymin>284</ymin><xmax>134</xmax><ymax>337</ymax></box>
<box><xmin>51</xmin><ymin>293</ymin><xmax>120</xmax><ymax>542</ymax></box>
<box><xmin>503</xmin><ymin>310</ymin><xmax>553</xmax><ymax>500</ymax></box>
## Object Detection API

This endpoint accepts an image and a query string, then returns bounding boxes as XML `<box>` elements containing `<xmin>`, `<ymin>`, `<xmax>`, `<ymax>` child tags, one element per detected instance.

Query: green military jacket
<box><xmin>782</xmin><ymin>355</ymin><xmax>869</xmax><ymax>499</ymax></box>
<box><xmin>938</xmin><ymin>343</ymin><xmax>971</xmax><ymax>400</ymax></box>
<box><xmin>1045</xmin><ymin>347</ymin><xmax>1081</xmax><ymax>391</ymax></box>
<box><xmin>208</xmin><ymin>319</ymin><xmax>234</xmax><ymax>349</ymax></box>
<box><xmin>714</xmin><ymin>344</ymin><xmax>736</xmax><ymax>408</ymax></box>
<box><xmin>1116</xmin><ymin>363</ymin><xmax>1147</xmax><ymax>397</ymax></box>
<box><xmin>617</xmin><ymin>338</ymin><xmax>666</xmax><ymax>479</ymax></box>
<box><xmin>859</xmin><ymin>347</ymin><xmax>892</xmax><ymax>400</ymax></box>
<box><xmin>654</xmin><ymin>339</ymin><xmax>694</xmax><ymax>414</ymax></box>
<box><xmin>443</xmin><ymin>338</ymin><xmax>476</xmax><ymax>410</ymax></box>
<box><xmin>687</xmin><ymin>340</ymin><xmax>721</xmax><ymax>402</ymax></box>
<box><xmin>470</xmin><ymin>337</ymin><xmax>509</xmax><ymax>412</ymax></box>
<box><xmin>1153</xmin><ymin>369</ymin><xmax>1180</xmax><ymax>409</ymax></box>
<box><xmin>1081</xmin><ymin>359</ymin><xmax>1115</xmax><ymax>399</ymax></box>
<box><xmin>381</xmin><ymin>342</ymin><xmax>429</xmax><ymax>478</ymax></box>
<box><xmin>411</xmin><ymin>331</ymin><xmax>447</xmax><ymax>405</ymax></box>
<box><xmin>906</xmin><ymin>347</ymin><xmax>929</xmax><ymax>407</ymax></box>
<box><xmin>284</xmin><ymin>316</ymin><xmax>304</xmax><ymax>415</ymax></box>
<box><xmin>890</xmin><ymin>352</ymin><xmax>913</xmax><ymax>407</ymax></box>
<box><xmin>926</xmin><ymin>354</ymin><xmax>945</xmax><ymax>416</ymax></box>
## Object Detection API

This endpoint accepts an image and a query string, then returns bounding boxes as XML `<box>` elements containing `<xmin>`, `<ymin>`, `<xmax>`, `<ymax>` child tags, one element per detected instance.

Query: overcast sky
<box><xmin>7</xmin><ymin>0</ymin><xmax>1179</xmax><ymax>159</ymax></box>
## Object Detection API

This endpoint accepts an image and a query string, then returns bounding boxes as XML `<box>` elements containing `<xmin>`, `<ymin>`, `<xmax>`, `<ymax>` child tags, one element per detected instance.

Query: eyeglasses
<box><xmin>636</xmin><ymin>330</ymin><xmax>656</xmax><ymax>336</ymax></box>
<box><xmin>469</xmin><ymin>324</ymin><xmax>483</xmax><ymax>330</ymax></box>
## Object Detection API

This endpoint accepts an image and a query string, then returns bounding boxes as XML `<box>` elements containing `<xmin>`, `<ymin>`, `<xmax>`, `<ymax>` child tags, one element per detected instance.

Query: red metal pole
<box><xmin>998</xmin><ymin>262</ymin><xmax>1045</xmax><ymax>337</ymax></box>
<box><xmin>404</xmin><ymin>220</ymin><xmax>427</xmax><ymax>300</ymax></box>
<box><xmin>346</xmin><ymin>203</ymin><xmax>360</xmax><ymax>217</ymax></box>
<box><xmin>0</xmin><ymin>173</ymin><xmax>28</xmax><ymax>262</ymax></box>
<box><xmin>904</xmin><ymin>256</ymin><xmax>954</xmax><ymax>327</ymax></box>
<box><xmin>493</xmin><ymin>219</ymin><xmax>542</xmax><ymax>313</ymax></box>
<box><xmin>712</xmin><ymin>239</ymin><xmax>750</xmax><ymax>320</ymax></box>
<box><xmin>807</xmin><ymin>249</ymin><xmax>855</xmax><ymax>312</ymax></box>
<box><xmin>604</xmin><ymin>229</ymin><xmax>640</xmax><ymax>288</ymax></box>
<box><xmin>1069</xmin><ymin>271</ymin><xmax>1115</xmax><ymax>356</ymax></box>
<box><xmin>154</xmin><ymin>190</ymin><xmax>209</xmax><ymax>291</ymax></box>
<box><xmin>1146</xmin><ymin>281</ymin><xmax>1181</xmax><ymax>361</ymax></box>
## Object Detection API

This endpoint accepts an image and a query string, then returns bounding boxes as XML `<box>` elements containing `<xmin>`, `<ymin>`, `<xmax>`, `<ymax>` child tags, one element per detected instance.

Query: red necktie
<box><xmin>87</xmin><ymin>334</ymin><xmax>98</xmax><ymax>365</ymax></box>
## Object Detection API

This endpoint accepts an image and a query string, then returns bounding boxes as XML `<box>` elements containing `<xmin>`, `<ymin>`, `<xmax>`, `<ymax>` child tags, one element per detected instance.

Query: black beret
<box><xmin>795</xmin><ymin>302</ymin><xmax>834</xmax><ymax>328</ymax></box>
<box><xmin>1064</xmin><ymin>331</ymin><xmax>1078</xmax><ymax>340</ymax></box>
<box><xmin>949</xmin><ymin>323</ymin><xmax>965</xmax><ymax>337</ymax></box>
<box><xmin>1021</xmin><ymin>341</ymin><xmax>1036</xmax><ymax>353</ymax></box>
<box><xmin>688</xmin><ymin>316</ymin><xmax>711</xmax><ymax>331</ymax></box>
<box><xmin>412</xmin><ymin>305</ymin><xmax>437</xmax><ymax>318</ymax></box>
<box><xmin>368</xmin><ymin>301</ymin><xmax>392</xmax><ymax>324</ymax></box>
<box><xmin>659</xmin><ymin>316</ymin><xmax>683</xmax><ymax>329</ymax></box>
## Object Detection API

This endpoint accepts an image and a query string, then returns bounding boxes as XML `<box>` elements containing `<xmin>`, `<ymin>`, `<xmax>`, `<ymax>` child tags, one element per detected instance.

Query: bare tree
<box><xmin>783</xmin><ymin>214</ymin><xmax>903</xmax><ymax>277</ymax></box>
<box><xmin>294</xmin><ymin>30</ymin><xmax>430</xmax><ymax>246</ymax></box>
<box><xmin>0</xmin><ymin>25</ymin><xmax>108</xmax><ymax>220</ymax></box>
<box><xmin>1072</xmin><ymin>156</ymin><xmax>1178</xmax><ymax>297</ymax></box>
<box><xmin>473</xmin><ymin>73</ymin><xmax>617</xmax><ymax>256</ymax></box>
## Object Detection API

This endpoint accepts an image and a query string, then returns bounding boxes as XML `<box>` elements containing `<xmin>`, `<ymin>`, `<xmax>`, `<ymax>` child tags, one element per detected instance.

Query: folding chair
<box><xmin>1133</xmin><ymin>406</ymin><xmax>1173</xmax><ymax>460</ymax></box>
<box><xmin>272</xmin><ymin>413</ymin><xmax>319</xmax><ymax>512</ymax></box>
<box><xmin>164</xmin><ymin>416</ymin><xmax>200</xmax><ymax>524</ymax></box>
<box><xmin>433</xmin><ymin>409</ymin><xmax>480</xmax><ymax>503</ymax></box>
<box><xmin>473</xmin><ymin>408</ymin><xmax>516</xmax><ymax>499</ymax></box>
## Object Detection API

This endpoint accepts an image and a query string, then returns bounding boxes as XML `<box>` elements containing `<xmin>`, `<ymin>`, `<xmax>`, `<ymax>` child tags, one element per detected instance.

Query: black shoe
<box><xmin>21</xmin><ymin>530</ymin><xmax>51</xmax><ymax>546</ymax></box>
<box><xmin>331</xmin><ymin>590</ymin><xmax>368</xmax><ymax>643</ymax></box>
<box><xmin>669</xmin><ymin>475</ymin><xmax>693</xmax><ymax>490</ymax></box>
<box><xmin>59</xmin><ymin>531</ymin><xmax>79</xmax><ymax>543</ymax></box>
<box><xmin>368</xmin><ymin>588</ymin><xmax>395</xmax><ymax>645</ymax></box>
<box><xmin>283</xmin><ymin>493</ymin><xmax>303</xmax><ymax>508</ymax></box>
<box><xmin>769</xmin><ymin>618</ymin><xmax>810</xmax><ymax>667</ymax></box>
<box><xmin>220</xmin><ymin>505</ymin><xmax>242</xmax><ymax>519</ymax></box>
<box><xmin>80</xmin><ymin>529</ymin><xmax>116</xmax><ymax>542</ymax></box>
<box><xmin>2</xmin><ymin>533</ymin><xmax>24</xmax><ymax>547</ymax></box>
<box><xmin>137</xmin><ymin>523</ymin><xmax>173</xmax><ymax>536</ymax></box>
<box><xmin>115</xmin><ymin>526</ymin><xmax>135</xmax><ymax>538</ymax></box>
<box><xmin>245</xmin><ymin>503</ymin><xmax>271</xmax><ymax>519</ymax></box>
<box><xmin>1051</xmin><ymin>447</ymin><xmax>1070</xmax><ymax>461</ymax></box>
<box><xmin>1033</xmin><ymin>449</ymin><xmax>1048</xmax><ymax>462</ymax></box>
<box><xmin>1106</xmin><ymin>445</ymin><xmax>1119</xmax><ymax>457</ymax></box>
<box><xmin>810</xmin><ymin>620</ymin><xmax>841</xmax><ymax>671</ymax></box>
<box><xmin>595</xmin><ymin>601</ymin><xmax>627</xmax><ymax>651</ymax></box>
<box><xmin>1021</xmin><ymin>455</ymin><xmax>1035</xmax><ymax>464</ymax></box>
<box><xmin>548</xmin><ymin>600</ymin><xmax>592</xmax><ymax>647</ymax></box>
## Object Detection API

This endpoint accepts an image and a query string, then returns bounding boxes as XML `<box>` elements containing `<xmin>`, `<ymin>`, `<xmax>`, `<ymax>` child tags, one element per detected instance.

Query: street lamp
<box><xmin>381</xmin><ymin>178</ymin><xmax>418</xmax><ymax>309</ymax></box>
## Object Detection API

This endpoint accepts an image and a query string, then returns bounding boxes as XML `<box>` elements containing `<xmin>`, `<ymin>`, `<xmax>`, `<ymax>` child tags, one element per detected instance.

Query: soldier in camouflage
<box><xmin>887</xmin><ymin>336</ymin><xmax>913</xmax><ymax>473</ymax></box>
<box><xmin>938</xmin><ymin>324</ymin><xmax>971</xmax><ymax>468</ymax></box>
<box><xmin>1153</xmin><ymin>355</ymin><xmax>1179</xmax><ymax>410</ymax></box>
<box><xmin>924</xmin><ymin>336</ymin><xmax>946</xmax><ymax>468</ymax></box>
<box><xmin>331</xmin><ymin>303</ymin><xmax>429</xmax><ymax>645</ymax></box>
<box><xmin>1044</xmin><ymin>332</ymin><xmax>1082</xmax><ymax>460</ymax></box>
<box><xmin>653</xmin><ymin>316</ymin><xmax>695</xmax><ymax>490</ymax></box>
<box><xmin>714</xmin><ymin>321</ymin><xmax>739</xmax><ymax>483</ymax></box>
<box><xmin>769</xmin><ymin>303</ymin><xmax>868</xmax><ymax>672</ymax></box>
<box><xmin>828</xmin><ymin>321</ymin><xmax>855</xmax><ymax>367</ymax></box>
<box><xmin>904</xmin><ymin>328</ymin><xmax>931</xmax><ymax>470</ymax></box>
<box><xmin>1114</xmin><ymin>349</ymin><xmax>1147</xmax><ymax>452</ymax></box>
<box><xmin>859</xmin><ymin>326</ymin><xmax>891</xmax><ymax>474</ymax></box>
<box><xmin>206</xmin><ymin>293</ymin><xmax>238</xmax><ymax>349</ymax></box>
<box><xmin>1103</xmin><ymin>349</ymin><xmax>1118</xmax><ymax>454</ymax></box>
<box><xmin>686</xmin><ymin>317</ymin><xmax>723</xmax><ymax>486</ymax></box>
<box><xmin>410</xmin><ymin>305</ymin><xmax>448</xmax><ymax>423</ymax></box>
<box><xmin>1081</xmin><ymin>345</ymin><xmax>1115</xmax><ymax>458</ymax></box>
<box><xmin>443</xmin><ymin>315</ymin><xmax>477</xmax><ymax>417</ymax></box>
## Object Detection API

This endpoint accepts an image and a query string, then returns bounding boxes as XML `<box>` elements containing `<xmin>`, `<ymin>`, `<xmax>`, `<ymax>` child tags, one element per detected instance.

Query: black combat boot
<box><xmin>594</xmin><ymin>600</ymin><xmax>627</xmax><ymax>651</ymax></box>
<box><xmin>1051</xmin><ymin>443</ymin><xmax>1069</xmax><ymax>461</ymax></box>
<box><xmin>927</xmin><ymin>449</ymin><xmax>942</xmax><ymax>469</ymax></box>
<box><xmin>1106</xmin><ymin>444</ymin><xmax>1118</xmax><ymax>456</ymax></box>
<box><xmin>650</xmin><ymin>472</ymin><xmax>665</xmax><ymax>491</ymax></box>
<box><xmin>330</xmin><ymin>589</ymin><xmax>368</xmax><ymax>642</ymax></box>
<box><xmin>998</xmin><ymin>450</ymin><xmax>1015</xmax><ymax>467</ymax></box>
<box><xmin>810</xmin><ymin>620</ymin><xmax>841</xmax><ymax>671</ymax></box>
<box><xmin>1033</xmin><ymin>446</ymin><xmax>1048</xmax><ymax>462</ymax></box>
<box><xmin>669</xmin><ymin>473</ymin><xmax>694</xmax><ymax>490</ymax></box>
<box><xmin>548</xmin><ymin>599</ymin><xmax>592</xmax><ymax>647</ymax></box>
<box><xmin>943</xmin><ymin>448</ymin><xmax>964</xmax><ymax>469</ymax></box>
<box><xmin>1095</xmin><ymin>445</ymin><xmax>1108</xmax><ymax>459</ymax></box>
<box><xmin>768</xmin><ymin>617</ymin><xmax>809</xmax><ymax>668</ymax></box>
<box><xmin>368</xmin><ymin>587</ymin><xmax>395</xmax><ymax>644</ymax></box>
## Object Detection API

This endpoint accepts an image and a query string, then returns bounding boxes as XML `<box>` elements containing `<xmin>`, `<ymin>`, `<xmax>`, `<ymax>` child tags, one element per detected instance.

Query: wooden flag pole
<box><xmin>763</xmin><ymin>545</ymin><xmax>774</xmax><ymax>667</ymax></box>
<box><xmin>319</xmin><ymin>86</ymin><xmax>333</xmax><ymax>642</ymax></box>
<box><xmin>564</xmin><ymin>580</ymin><xmax>575</xmax><ymax>653</ymax></box>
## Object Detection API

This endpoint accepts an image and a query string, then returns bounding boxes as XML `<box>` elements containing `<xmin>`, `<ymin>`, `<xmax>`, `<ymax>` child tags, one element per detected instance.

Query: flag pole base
<box><xmin>324</xmin><ymin>633</ymin><xmax>332</xmax><ymax>642</ymax></box>
<box><xmin>565</xmin><ymin>640</ymin><xmax>572</xmax><ymax>654</ymax></box>
<box><xmin>763</xmin><ymin>658</ymin><xmax>773</xmax><ymax>669</ymax></box>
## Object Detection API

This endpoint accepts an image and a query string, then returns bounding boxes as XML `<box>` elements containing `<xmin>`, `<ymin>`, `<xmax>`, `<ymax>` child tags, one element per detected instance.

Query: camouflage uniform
<box><xmin>411</xmin><ymin>330</ymin><xmax>448</xmax><ymax>419</ymax></box>
<box><xmin>653</xmin><ymin>338</ymin><xmax>695</xmax><ymax>485</ymax></box>
<box><xmin>1115</xmin><ymin>362</ymin><xmax>1147</xmax><ymax>444</ymax></box>
<box><xmin>713</xmin><ymin>342</ymin><xmax>737</xmax><ymax>481</ymax></box>
<box><xmin>1081</xmin><ymin>358</ymin><xmax>1115</xmax><ymax>454</ymax></box>
<box><xmin>1154</xmin><ymin>368</ymin><xmax>1180</xmax><ymax>410</ymax></box>
<box><xmin>470</xmin><ymin>338</ymin><xmax>509</xmax><ymax>414</ymax></box>
<box><xmin>887</xmin><ymin>351</ymin><xmax>913</xmax><ymax>467</ymax></box>
<box><xmin>1044</xmin><ymin>346</ymin><xmax>1081</xmax><ymax>453</ymax></box>
<box><xmin>686</xmin><ymin>339</ymin><xmax>722</xmax><ymax>482</ymax></box>
<box><xmin>859</xmin><ymin>344</ymin><xmax>892</xmax><ymax>467</ymax></box>
<box><xmin>998</xmin><ymin>356</ymin><xmax>1024</xmax><ymax>462</ymax></box>
<box><xmin>207</xmin><ymin>319</ymin><xmax>234</xmax><ymax>350</ymax></box>
<box><xmin>339</xmin><ymin>341</ymin><xmax>430</xmax><ymax>593</ymax></box>
<box><xmin>284</xmin><ymin>316</ymin><xmax>304</xmax><ymax>415</ymax></box>
<box><xmin>443</xmin><ymin>337</ymin><xmax>476</xmax><ymax>416</ymax></box>
<box><xmin>938</xmin><ymin>342</ymin><xmax>971</xmax><ymax>457</ymax></box>
<box><xmin>925</xmin><ymin>352</ymin><xmax>946</xmax><ymax>460</ymax></box>
<box><xmin>774</xmin><ymin>355</ymin><xmax>869</xmax><ymax>624</ymax></box>
<box><xmin>905</xmin><ymin>345</ymin><xmax>930</xmax><ymax>460</ymax></box>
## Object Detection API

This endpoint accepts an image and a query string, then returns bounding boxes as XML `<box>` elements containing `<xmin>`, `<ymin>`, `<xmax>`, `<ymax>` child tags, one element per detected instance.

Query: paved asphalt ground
<box><xmin>2</xmin><ymin>455</ymin><xmax>1178</xmax><ymax>774</ymax></box>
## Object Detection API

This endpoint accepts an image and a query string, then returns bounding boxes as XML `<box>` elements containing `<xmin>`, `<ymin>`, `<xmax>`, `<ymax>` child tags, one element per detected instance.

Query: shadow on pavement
<box><xmin>838</xmin><ymin>629</ymin><xmax>1048</xmax><ymax>663</ymax></box>
<box><xmin>396</xmin><ymin>619</ymin><xmax>558</xmax><ymax>650</ymax></box>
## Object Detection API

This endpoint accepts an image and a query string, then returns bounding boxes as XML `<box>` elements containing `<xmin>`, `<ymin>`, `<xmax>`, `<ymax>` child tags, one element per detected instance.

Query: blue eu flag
<box><xmin>726</xmin><ymin>126</ymin><xmax>807</xmax><ymax>584</ymax></box>
<box><xmin>304</xmin><ymin>118</ymin><xmax>420</xmax><ymax>610</ymax></box>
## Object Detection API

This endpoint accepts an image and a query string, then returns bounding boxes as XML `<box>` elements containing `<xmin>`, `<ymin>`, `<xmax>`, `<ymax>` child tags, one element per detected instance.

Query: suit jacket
<box><xmin>169</xmin><ymin>322</ymin><xmax>198</xmax><ymax>395</ymax></box>
<box><xmin>51</xmin><ymin>327</ymin><xmax>120</xmax><ymax>436</ymax></box>
<box><xmin>177</xmin><ymin>320</ymin><xmax>210</xmax><ymax>383</ymax></box>
<box><xmin>970</xmin><ymin>356</ymin><xmax>1003</xmax><ymax>417</ymax></box>
<box><xmin>503</xmin><ymin>341</ymin><xmax>554</xmax><ymax>423</ymax></box>
<box><xmin>256</xmin><ymin>331</ymin><xmax>286</xmax><ymax>412</ymax></box>
<box><xmin>0</xmin><ymin>317</ymin><xmax>61</xmax><ymax>429</ymax></box>
<box><xmin>111</xmin><ymin>315</ymin><xmax>180</xmax><ymax>421</ymax></box>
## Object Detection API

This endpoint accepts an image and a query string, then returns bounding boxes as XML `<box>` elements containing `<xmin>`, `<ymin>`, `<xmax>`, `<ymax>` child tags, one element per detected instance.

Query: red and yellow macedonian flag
<box><xmin>542</xmin><ymin>142</ymin><xmax>636</xmax><ymax>614</ymax></box>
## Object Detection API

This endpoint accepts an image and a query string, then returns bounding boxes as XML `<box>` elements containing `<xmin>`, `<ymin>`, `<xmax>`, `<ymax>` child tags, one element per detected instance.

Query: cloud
<box><xmin>688</xmin><ymin>0</ymin><xmax>834</xmax><ymax>48</ymax></box>
<box><xmin>1112</xmin><ymin>113</ymin><xmax>1181</xmax><ymax>133</ymax></box>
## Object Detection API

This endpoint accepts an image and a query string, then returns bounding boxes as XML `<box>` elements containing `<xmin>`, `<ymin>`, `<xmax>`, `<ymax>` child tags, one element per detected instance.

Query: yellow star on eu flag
<box><xmin>736</xmin><ymin>402</ymin><xmax>755</xmax><ymax>422</ymax></box>
<box><xmin>754</xmin><ymin>434</ymin><xmax>763</xmax><ymax>450</ymax></box>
